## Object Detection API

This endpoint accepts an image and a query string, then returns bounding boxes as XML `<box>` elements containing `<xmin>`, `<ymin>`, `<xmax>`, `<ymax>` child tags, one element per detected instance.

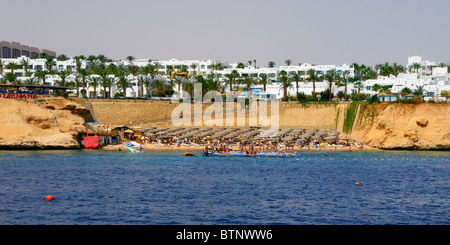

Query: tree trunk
<box><xmin>329</xmin><ymin>82</ymin><xmax>332</xmax><ymax>100</ymax></box>
<box><xmin>344</xmin><ymin>84</ymin><xmax>347</xmax><ymax>100</ymax></box>
<box><xmin>312</xmin><ymin>81</ymin><xmax>316</xmax><ymax>96</ymax></box>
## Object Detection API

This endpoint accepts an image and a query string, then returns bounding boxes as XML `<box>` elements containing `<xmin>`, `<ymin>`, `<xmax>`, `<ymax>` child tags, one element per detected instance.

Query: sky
<box><xmin>1</xmin><ymin>0</ymin><xmax>449</xmax><ymax>66</ymax></box>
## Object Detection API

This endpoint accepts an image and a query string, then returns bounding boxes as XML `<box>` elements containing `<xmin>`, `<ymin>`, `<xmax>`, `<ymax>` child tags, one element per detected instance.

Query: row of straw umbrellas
<box><xmin>135</xmin><ymin>126</ymin><xmax>349</xmax><ymax>143</ymax></box>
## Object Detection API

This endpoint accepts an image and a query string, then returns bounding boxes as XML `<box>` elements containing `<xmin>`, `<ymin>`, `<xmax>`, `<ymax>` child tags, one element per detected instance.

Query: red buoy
<box><xmin>355</xmin><ymin>182</ymin><xmax>360</xmax><ymax>186</ymax></box>
<box><xmin>46</xmin><ymin>195</ymin><xmax>54</xmax><ymax>201</ymax></box>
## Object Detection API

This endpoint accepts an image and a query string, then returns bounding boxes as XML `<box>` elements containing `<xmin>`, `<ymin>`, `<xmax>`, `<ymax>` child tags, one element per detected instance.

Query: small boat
<box><xmin>123</xmin><ymin>142</ymin><xmax>141</xmax><ymax>153</ymax></box>
<box><xmin>183</xmin><ymin>152</ymin><xmax>194</xmax><ymax>156</ymax></box>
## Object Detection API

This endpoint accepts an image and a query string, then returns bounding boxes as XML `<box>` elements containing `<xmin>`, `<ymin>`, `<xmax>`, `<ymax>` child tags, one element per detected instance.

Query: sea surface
<box><xmin>0</xmin><ymin>149</ymin><xmax>448</xmax><ymax>225</ymax></box>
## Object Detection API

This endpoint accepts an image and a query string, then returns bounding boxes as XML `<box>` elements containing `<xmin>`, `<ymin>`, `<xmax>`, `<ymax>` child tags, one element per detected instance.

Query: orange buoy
<box><xmin>46</xmin><ymin>195</ymin><xmax>54</xmax><ymax>201</ymax></box>
<box><xmin>355</xmin><ymin>182</ymin><xmax>360</xmax><ymax>186</ymax></box>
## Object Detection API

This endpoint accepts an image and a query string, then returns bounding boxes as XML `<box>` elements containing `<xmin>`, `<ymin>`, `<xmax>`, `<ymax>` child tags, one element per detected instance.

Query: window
<box><xmin>12</xmin><ymin>48</ymin><xmax>20</xmax><ymax>58</ymax></box>
<box><xmin>35</xmin><ymin>65</ymin><xmax>43</xmax><ymax>70</ymax></box>
<box><xmin>58</xmin><ymin>65</ymin><xmax>64</xmax><ymax>70</ymax></box>
<box><xmin>201</xmin><ymin>65</ymin><xmax>205</xmax><ymax>69</ymax></box>
<box><xmin>31</xmin><ymin>52</ymin><xmax>39</xmax><ymax>58</ymax></box>
<box><xmin>22</xmin><ymin>50</ymin><xmax>30</xmax><ymax>57</ymax></box>
<box><xmin>2</xmin><ymin>47</ymin><xmax>11</xmax><ymax>58</ymax></box>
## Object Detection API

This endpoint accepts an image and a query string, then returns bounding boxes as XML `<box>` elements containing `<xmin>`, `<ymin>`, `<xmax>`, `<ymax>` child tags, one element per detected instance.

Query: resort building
<box><xmin>0</xmin><ymin>54</ymin><xmax>449</xmax><ymax>101</ymax></box>
<box><xmin>0</xmin><ymin>41</ymin><xmax>56</xmax><ymax>59</ymax></box>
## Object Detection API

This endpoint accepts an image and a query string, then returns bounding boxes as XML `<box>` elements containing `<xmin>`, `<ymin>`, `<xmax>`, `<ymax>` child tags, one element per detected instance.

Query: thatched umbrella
<box><xmin>324</xmin><ymin>136</ymin><xmax>338</xmax><ymax>141</ymax></box>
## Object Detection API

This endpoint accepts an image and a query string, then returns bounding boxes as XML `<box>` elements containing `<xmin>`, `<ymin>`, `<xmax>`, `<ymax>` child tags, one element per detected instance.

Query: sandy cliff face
<box><xmin>89</xmin><ymin>100</ymin><xmax>450</xmax><ymax>150</ymax></box>
<box><xmin>352</xmin><ymin>103</ymin><xmax>450</xmax><ymax>150</ymax></box>
<box><xmin>0</xmin><ymin>98</ymin><xmax>89</xmax><ymax>149</ymax></box>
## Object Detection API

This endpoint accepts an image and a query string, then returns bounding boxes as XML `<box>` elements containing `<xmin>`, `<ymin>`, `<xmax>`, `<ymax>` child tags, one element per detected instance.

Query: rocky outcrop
<box><xmin>351</xmin><ymin>103</ymin><xmax>450</xmax><ymax>150</ymax></box>
<box><xmin>0</xmin><ymin>98</ymin><xmax>89</xmax><ymax>149</ymax></box>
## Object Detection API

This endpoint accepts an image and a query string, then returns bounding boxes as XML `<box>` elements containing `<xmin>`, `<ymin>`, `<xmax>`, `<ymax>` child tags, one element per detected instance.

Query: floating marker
<box><xmin>355</xmin><ymin>182</ymin><xmax>360</xmax><ymax>186</ymax></box>
<box><xmin>46</xmin><ymin>195</ymin><xmax>54</xmax><ymax>201</ymax></box>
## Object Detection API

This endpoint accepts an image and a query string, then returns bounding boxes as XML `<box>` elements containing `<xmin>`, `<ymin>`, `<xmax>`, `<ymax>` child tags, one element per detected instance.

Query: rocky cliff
<box><xmin>0</xmin><ymin>97</ymin><xmax>90</xmax><ymax>149</ymax></box>
<box><xmin>2</xmin><ymin>98</ymin><xmax>447</xmax><ymax>150</ymax></box>
<box><xmin>89</xmin><ymin>99</ymin><xmax>450</xmax><ymax>150</ymax></box>
<box><xmin>351</xmin><ymin>103</ymin><xmax>450</xmax><ymax>150</ymax></box>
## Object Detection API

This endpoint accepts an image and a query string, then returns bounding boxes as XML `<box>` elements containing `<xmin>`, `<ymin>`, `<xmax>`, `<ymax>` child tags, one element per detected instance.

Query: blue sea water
<box><xmin>0</xmin><ymin>149</ymin><xmax>448</xmax><ymax>225</ymax></box>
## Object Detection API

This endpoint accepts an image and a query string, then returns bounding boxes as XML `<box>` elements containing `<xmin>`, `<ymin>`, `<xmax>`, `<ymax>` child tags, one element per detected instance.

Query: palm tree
<box><xmin>290</xmin><ymin>72</ymin><xmax>302</xmax><ymax>95</ymax></box>
<box><xmin>182</xmin><ymin>81</ymin><xmax>195</xmax><ymax>98</ymax></box>
<box><xmin>151</xmin><ymin>76</ymin><xmax>166</xmax><ymax>97</ymax></box>
<box><xmin>20</xmin><ymin>58</ymin><xmax>30</xmax><ymax>77</ymax></box>
<box><xmin>173</xmin><ymin>76</ymin><xmax>185</xmax><ymax>96</ymax></box>
<box><xmin>126</xmin><ymin>56</ymin><xmax>135</xmax><ymax>64</ymax></box>
<box><xmin>56</xmin><ymin>69</ymin><xmax>72</xmax><ymax>95</ymax></box>
<box><xmin>258</xmin><ymin>73</ymin><xmax>270</xmax><ymax>92</ymax></box>
<box><xmin>205</xmin><ymin>72</ymin><xmax>222</xmax><ymax>93</ymax></box>
<box><xmin>284</xmin><ymin>59</ymin><xmax>292</xmax><ymax>66</ymax></box>
<box><xmin>352</xmin><ymin>63</ymin><xmax>366</xmax><ymax>83</ymax></box>
<box><xmin>88</xmin><ymin>76</ymin><xmax>101</xmax><ymax>98</ymax></box>
<box><xmin>353</xmin><ymin>80</ymin><xmax>363</xmax><ymax>93</ymax></box>
<box><xmin>116</xmin><ymin>76</ymin><xmax>131</xmax><ymax>98</ymax></box>
<box><xmin>78</xmin><ymin>69</ymin><xmax>90</xmax><ymax>97</ymax></box>
<box><xmin>137</xmin><ymin>75</ymin><xmax>151</xmax><ymax>97</ymax></box>
<box><xmin>75</xmin><ymin>56</ymin><xmax>84</xmax><ymax>72</ymax></box>
<box><xmin>105</xmin><ymin>77</ymin><xmax>116</xmax><ymax>98</ymax></box>
<box><xmin>45</xmin><ymin>57</ymin><xmax>56</xmax><ymax>73</ymax></box>
<box><xmin>127</xmin><ymin>65</ymin><xmax>140</xmax><ymax>77</ymax></box>
<box><xmin>224</xmin><ymin>69</ymin><xmax>240</xmax><ymax>92</ymax></box>
<box><xmin>57</xmin><ymin>69</ymin><xmax>72</xmax><ymax>87</ymax></box>
<box><xmin>236</xmin><ymin>63</ymin><xmax>245</xmax><ymax>69</ymax></box>
<box><xmin>372</xmin><ymin>83</ymin><xmax>382</xmax><ymax>94</ymax></box>
<box><xmin>242</xmin><ymin>77</ymin><xmax>256</xmax><ymax>98</ymax></box>
<box><xmin>190</xmin><ymin>63</ymin><xmax>198</xmax><ymax>76</ymax></box>
<box><xmin>5</xmin><ymin>62</ymin><xmax>18</xmax><ymax>74</ymax></box>
<box><xmin>268</xmin><ymin>61</ymin><xmax>275</xmax><ymax>68</ymax></box>
<box><xmin>392</xmin><ymin>63</ymin><xmax>405</xmax><ymax>77</ymax></box>
<box><xmin>412</xmin><ymin>62</ymin><xmax>421</xmax><ymax>76</ymax></box>
<box><xmin>306</xmin><ymin>68</ymin><xmax>318</xmax><ymax>97</ymax></box>
<box><xmin>4</xmin><ymin>72</ymin><xmax>17</xmax><ymax>84</ymax></box>
<box><xmin>336</xmin><ymin>72</ymin><xmax>349</xmax><ymax>100</ymax></box>
<box><xmin>24</xmin><ymin>77</ymin><xmax>38</xmax><ymax>85</ymax></box>
<box><xmin>413</xmin><ymin>85</ymin><xmax>424</xmax><ymax>97</ymax></box>
<box><xmin>73</xmin><ymin>76</ymin><xmax>82</xmax><ymax>96</ymax></box>
<box><xmin>277</xmin><ymin>70</ymin><xmax>292</xmax><ymax>100</ymax></box>
<box><xmin>380</xmin><ymin>85</ymin><xmax>391</xmax><ymax>93</ymax></box>
<box><xmin>153</xmin><ymin>61</ymin><xmax>161</xmax><ymax>74</ymax></box>
<box><xmin>323</xmin><ymin>69</ymin><xmax>337</xmax><ymax>100</ymax></box>
<box><xmin>34</xmin><ymin>70</ymin><xmax>50</xmax><ymax>85</ymax></box>
<box><xmin>57</xmin><ymin>54</ymin><xmax>69</xmax><ymax>61</ymax></box>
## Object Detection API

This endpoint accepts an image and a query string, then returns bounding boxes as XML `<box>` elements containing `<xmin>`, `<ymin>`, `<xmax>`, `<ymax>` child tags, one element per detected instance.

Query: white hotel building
<box><xmin>1</xmin><ymin>55</ymin><xmax>449</xmax><ymax>101</ymax></box>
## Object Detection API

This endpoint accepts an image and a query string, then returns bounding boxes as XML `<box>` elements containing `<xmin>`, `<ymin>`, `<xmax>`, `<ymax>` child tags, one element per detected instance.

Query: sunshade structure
<box><xmin>129</xmin><ymin>126</ymin><xmax>345</xmax><ymax>145</ymax></box>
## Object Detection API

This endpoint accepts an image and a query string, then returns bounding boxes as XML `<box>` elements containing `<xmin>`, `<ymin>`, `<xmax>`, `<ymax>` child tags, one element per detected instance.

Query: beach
<box><xmin>102</xmin><ymin>141</ymin><xmax>375</xmax><ymax>152</ymax></box>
